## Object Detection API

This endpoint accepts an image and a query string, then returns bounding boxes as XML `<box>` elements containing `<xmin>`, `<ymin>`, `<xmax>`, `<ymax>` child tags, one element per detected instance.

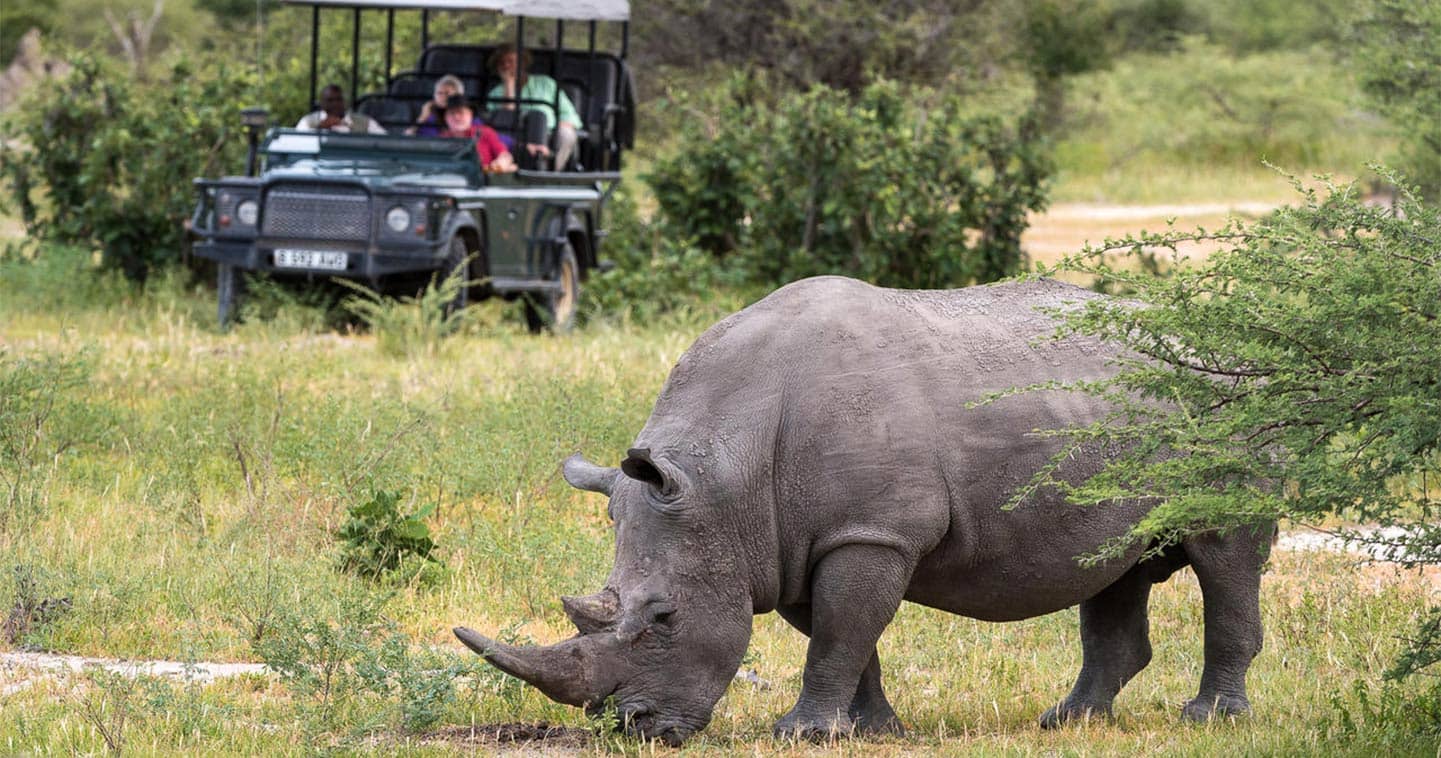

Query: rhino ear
<box><xmin>621</xmin><ymin>447</ymin><xmax>685</xmax><ymax>501</ymax></box>
<box><xmin>562</xmin><ymin>454</ymin><xmax>620</xmax><ymax>496</ymax></box>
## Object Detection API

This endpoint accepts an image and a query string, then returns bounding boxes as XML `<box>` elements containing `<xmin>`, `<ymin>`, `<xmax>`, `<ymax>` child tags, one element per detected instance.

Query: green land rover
<box><xmin>190</xmin><ymin>0</ymin><xmax>634</xmax><ymax>331</ymax></box>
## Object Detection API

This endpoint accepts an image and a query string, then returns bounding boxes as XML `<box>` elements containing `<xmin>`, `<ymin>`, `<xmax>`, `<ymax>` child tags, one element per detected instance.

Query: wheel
<box><xmin>523</xmin><ymin>241</ymin><xmax>580</xmax><ymax>334</ymax></box>
<box><xmin>217</xmin><ymin>263</ymin><xmax>241</xmax><ymax>329</ymax></box>
<box><xmin>441</xmin><ymin>235</ymin><xmax>471</xmax><ymax>317</ymax></box>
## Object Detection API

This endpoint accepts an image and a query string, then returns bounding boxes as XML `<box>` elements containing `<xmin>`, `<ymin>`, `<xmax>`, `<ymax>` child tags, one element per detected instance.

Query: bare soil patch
<box><xmin>417</xmin><ymin>723</ymin><xmax>591</xmax><ymax>750</ymax></box>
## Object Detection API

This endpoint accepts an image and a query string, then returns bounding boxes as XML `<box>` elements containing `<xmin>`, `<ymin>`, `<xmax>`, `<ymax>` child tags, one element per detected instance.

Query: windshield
<box><xmin>262</xmin><ymin>129</ymin><xmax>483</xmax><ymax>185</ymax></box>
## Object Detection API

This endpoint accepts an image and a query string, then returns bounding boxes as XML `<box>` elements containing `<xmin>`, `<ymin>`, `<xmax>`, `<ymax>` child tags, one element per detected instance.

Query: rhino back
<box><xmin>643</xmin><ymin>277</ymin><xmax>1147</xmax><ymax>619</ymax></box>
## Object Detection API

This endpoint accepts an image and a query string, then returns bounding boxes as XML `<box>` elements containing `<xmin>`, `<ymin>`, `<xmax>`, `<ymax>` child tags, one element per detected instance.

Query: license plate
<box><xmin>274</xmin><ymin>249</ymin><xmax>348</xmax><ymax>271</ymax></box>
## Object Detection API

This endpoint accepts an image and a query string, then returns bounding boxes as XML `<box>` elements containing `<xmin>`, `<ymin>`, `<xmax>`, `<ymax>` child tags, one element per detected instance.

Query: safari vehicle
<box><xmin>189</xmin><ymin>0</ymin><xmax>634</xmax><ymax>331</ymax></box>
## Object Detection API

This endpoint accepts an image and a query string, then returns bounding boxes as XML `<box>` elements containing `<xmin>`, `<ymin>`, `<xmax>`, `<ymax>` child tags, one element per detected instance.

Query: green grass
<box><xmin>1</xmin><ymin>242</ymin><xmax>1438</xmax><ymax>754</ymax></box>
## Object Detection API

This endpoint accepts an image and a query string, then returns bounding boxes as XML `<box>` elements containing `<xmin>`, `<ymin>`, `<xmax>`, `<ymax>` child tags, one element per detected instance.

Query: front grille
<box><xmin>262</xmin><ymin>184</ymin><xmax>370</xmax><ymax>241</ymax></box>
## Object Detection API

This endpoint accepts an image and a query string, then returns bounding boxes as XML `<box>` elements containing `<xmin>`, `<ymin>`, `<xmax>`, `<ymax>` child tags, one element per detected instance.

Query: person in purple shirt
<box><xmin>408</xmin><ymin>75</ymin><xmax>464</xmax><ymax>137</ymax></box>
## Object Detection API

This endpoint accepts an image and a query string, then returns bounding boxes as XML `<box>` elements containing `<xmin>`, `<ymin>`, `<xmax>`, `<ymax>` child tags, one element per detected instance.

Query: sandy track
<box><xmin>1024</xmin><ymin>200</ymin><xmax>1279</xmax><ymax>266</ymax></box>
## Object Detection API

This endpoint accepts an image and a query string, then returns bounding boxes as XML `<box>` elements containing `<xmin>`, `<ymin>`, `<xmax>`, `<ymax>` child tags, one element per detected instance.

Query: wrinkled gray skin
<box><xmin>455</xmin><ymin>276</ymin><xmax>1272</xmax><ymax>745</ymax></box>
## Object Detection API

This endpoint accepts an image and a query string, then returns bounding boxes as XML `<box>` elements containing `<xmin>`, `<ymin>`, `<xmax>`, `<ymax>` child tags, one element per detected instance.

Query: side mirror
<box><xmin>240</xmin><ymin>107</ymin><xmax>270</xmax><ymax>129</ymax></box>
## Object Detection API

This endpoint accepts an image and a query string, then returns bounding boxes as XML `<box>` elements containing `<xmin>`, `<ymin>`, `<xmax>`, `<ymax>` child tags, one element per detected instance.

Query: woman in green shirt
<box><xmin>488</xmin><ymin>43</ymin><xmax>581</xmax><ymax>170</ymax></box>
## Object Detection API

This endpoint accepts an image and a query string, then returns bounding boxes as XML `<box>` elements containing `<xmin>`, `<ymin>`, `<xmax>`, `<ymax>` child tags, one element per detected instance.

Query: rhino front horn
<box><xmin>562</xmin><ymin>589</ymin><xmax>619</xmax><ymax>634</ymax></box>
<box><xmin>562</xmin><ymin>454</ymin><xmax>620</xmax><ymax>496</ymax></box>
<box><xmin>454</xmin><ymin>626</ymin><xmax>614</xmax><ymax>707</ymax></box>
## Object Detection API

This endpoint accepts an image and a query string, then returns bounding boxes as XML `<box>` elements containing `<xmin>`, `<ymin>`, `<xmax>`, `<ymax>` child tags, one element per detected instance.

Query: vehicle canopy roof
<box><xmin>277</xmin><ymin>0</ymin><xmax>628</xmax><ymax>21</ymax></box>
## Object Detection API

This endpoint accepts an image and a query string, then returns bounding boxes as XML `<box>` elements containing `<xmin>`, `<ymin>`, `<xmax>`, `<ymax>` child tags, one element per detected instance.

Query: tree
<box><xmin>1025</xmin><ymin>173</ymin><xmax>1440</xmax><ymax>705</ymax></box>
<box><xmin>1353</xmin><ymin>0</ymin><xmax>1441</xmax><ymax>199</ymax></box>
<box><xmin>634</xmin><ymin>0</ymin><xmax>999</xmax><ymax>94</ymax></box>
<box><xmin>1012</xmin><ymin>0</ymin><xmax>1199</xmax><ymax>131</ymax></box>
<box><xmin>1015</xmin><ymin>0</ymin><xmax>1114</xmax><ymax>129</ymax></box>
<box><xmin>0</xmin><ymin>54</ymin><xmax>253</xmax><ymax>279</ymax></box>
<box><xmin>0</xmin><ymin>0</ymin><xmax>54</xmax><ymax>63</ymax></box>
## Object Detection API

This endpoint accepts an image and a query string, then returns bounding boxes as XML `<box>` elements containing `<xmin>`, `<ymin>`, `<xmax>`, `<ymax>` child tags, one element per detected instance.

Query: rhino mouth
<box><xmin>614</xmin><ymin>705</ymin><xmax>699</xmax><ymax>747</ymax></box>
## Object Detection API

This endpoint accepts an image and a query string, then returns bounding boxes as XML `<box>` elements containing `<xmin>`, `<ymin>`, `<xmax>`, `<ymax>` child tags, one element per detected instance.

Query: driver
<box><xmin>295</xmin><ymin>84</ymin><xmax>386</xmax><ymax>134</ymax></box>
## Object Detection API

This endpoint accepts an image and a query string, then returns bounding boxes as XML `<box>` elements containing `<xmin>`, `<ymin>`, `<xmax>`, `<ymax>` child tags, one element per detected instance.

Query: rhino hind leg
<box><xmin>774</xmin><ymin>544</ymin><xmax>913</xmax><ymax>741</ymax></box>
<box><xmin>776</xmin><ymin>604</ymin><xmax>905</xmax><ymax>736</ymax></box>
<box><xmin>1179</xmin><ymin>528</ymin><xmax>1269</xmax><ymax>722</ymax></box>
<box><xmin>1041</xmin><ymin>564</ymin><xmax>1155</xmax><ymax>728</ymax></box>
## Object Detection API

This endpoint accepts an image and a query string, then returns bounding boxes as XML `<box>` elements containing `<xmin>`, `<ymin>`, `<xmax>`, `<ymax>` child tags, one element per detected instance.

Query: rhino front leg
<box><xmin>1041</xmin><ymin>564</ymin><xmax>1154</xmax><ymax>728</ymax></box>
<box><xmin>776</xmin><ymin>604</ymin><xmax>905</xmax><ymax>736</ymax></box>
<box><xmin>774</xmin><ymin>544</ymin><xmax>911</xmax><ymax>741</ymax></box>
<box><xmin>1181</xmin><ymin>529</ymin><xmax>1268</xmax><ymax>722</ymax></box>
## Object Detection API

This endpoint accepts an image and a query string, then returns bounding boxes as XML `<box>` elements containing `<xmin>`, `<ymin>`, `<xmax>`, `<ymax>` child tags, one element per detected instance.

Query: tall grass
<box><xmin>336</xmin><ymin>270</ymin><xmax>473</xmax><ymax>359</ymax></box>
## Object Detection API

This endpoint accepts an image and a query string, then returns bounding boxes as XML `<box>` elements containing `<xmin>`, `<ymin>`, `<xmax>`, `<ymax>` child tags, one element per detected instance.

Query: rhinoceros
<box><xmin>455</xmin><ymin>276</ymin><xmax>1271</xmax><ymax>744</ymax></box>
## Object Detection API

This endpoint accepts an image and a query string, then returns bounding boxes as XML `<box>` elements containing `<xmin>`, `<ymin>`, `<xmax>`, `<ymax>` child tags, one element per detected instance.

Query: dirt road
<box><xmin>1024</xmin><ymin>200</ymin><xmax>1279</xmax><ymax>270</ymax></box>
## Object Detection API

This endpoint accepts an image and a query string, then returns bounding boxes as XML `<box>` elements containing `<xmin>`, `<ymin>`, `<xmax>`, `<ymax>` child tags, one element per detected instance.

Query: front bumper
<box><xmin>194</xmin><ymin>238</ymin><xmax>447</xmax><ymax>279</ymax></box>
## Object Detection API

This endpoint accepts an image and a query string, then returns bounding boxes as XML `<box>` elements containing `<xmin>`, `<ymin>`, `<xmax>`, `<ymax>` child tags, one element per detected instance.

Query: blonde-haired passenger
<box><xmin>407</xmin><ymin>74</ymin><xmax>465</xmax><ymax>136</ymax></box>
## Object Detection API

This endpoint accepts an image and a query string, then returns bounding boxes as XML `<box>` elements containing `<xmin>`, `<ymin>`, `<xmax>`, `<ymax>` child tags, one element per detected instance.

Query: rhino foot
<box><xmin>773</xmin><ymin>709</ymin><xmax>855</xmax><ymax>742</ymax></box>
<box><xmin>850</xmin><ymin>704</ymin><xmax>905</xmax><ymax>736</ymax></box>
<box><xmin>1038</xmin><ymin>701</ymin><xmax>1112</xmax><ymax>729</ymax></box>
<box><xmin>1181</xmin><ymin>694</ymin><xmax>1251</xmax><ymax>723</ymax></box>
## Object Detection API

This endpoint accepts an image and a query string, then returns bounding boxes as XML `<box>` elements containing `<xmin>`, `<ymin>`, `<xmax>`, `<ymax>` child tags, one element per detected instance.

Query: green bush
<box><xmin>0</xmin><ymin>53</ymin><xmax>253</xmax><ymax>280</ymax></box>
<box><xmin>581</xmin><ymin>181</ymin><xmax>744</xmax><ymax>323</ymax></box>
<box><xmin>254</xmin><ymin>590</ymin><xmax>478</xmax><ymax>734</ymax></box>
<box><xmin>335</xmin><ymin>490</ymin><xmax>440</xmax><ymax>580</ymax></box>
<box><xmin>1328</xmin><ymin>678</ymin><xmax>1441</xmax><ymax>746</ymax></box>
<box><xmin>646</xmin><ymin>78</ymin><xmax>1051</xmax><ymax>291</ymax></box>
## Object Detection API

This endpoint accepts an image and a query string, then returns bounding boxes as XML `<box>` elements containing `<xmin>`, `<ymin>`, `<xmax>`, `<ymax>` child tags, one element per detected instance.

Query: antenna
<box><xmin>254</xmin><ymin>0</ymin><xmax>263</xmax><ymax>93</ymax></box>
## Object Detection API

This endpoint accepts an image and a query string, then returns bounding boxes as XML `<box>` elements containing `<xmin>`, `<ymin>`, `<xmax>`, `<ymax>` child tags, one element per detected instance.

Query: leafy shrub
<box><xmin>255</xmin><ymin>590</ymin><xmax>477</xmax><ymax>734</ymax></box>
<box><xmin>582</xmin><ymin>182</ymin><xmax>744</xmax><ymax>323</ymax></box>
<box><xmin>0</xmin><ymin>350</ymin><xmax>98</xmax><ymax>536</ymax></box>
<box><xmin>646</xmin><ymin>78</ymin><xmax>1051</xmax><ymax>291</ymax></box>
<box><xmin>335</xmin><ymin>490</ymin><xmax>440</xmax><ymax>579</ymax></box>
<box><xmin>0</xmin><ymin>53</ymin><xmax>253</xmax><ymax>280</ymax></box>
<box><xmin>1327</xmin><ymin>678</ymin><xmax>1441</xmax><ymax>746</ymax></box>
<box><xmin>3</xmin><ymin>563</ymin><xmax>71</xmax><ymax>646</ymax></box>
<box><xmin>1040</xmin><ymin>171</ymin><xmax>1441</xmax><ymax>710</ymax></box>
<box><xmin>354</xmin><ymin>632</ymin><xmax>477</xmax><ymax>732</ymax></box>
<box><xmin>1040</xmin><ymin>171</ymin><xmax>1441</xmax><ymax>554</ymax></box>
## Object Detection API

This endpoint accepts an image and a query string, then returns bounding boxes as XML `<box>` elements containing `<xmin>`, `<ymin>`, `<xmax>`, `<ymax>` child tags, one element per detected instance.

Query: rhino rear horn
<box><xmin>562</xmin><ymin>589</ymin><xmax>619</xmax><ymax>634</ymax></box>
<box><xmin>562</xmin><ymin>454</ymin><xmax>620</xmax><ymax>495</ymax></box>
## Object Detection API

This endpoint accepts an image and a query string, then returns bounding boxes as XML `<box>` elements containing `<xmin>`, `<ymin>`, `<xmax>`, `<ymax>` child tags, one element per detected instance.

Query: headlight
<box><xmin>385</xmin><ymin>206</ymin><xmax>411</xmax><ymax>233</ymax></box>
<box><xmin>235</xmin><ymin>200</ymin><xmax>259</xmax><ymax>226</ymax></box>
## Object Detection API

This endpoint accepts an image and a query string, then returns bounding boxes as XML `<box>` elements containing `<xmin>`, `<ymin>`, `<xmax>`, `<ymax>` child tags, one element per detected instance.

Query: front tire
<box><xmin>441</xmin><ymin>235</ymin><xmax>472</xmax><ymax>317</ymax></box>
<box><xmin>523</xmin><ymin>241</ymin><xmax>579</xmax><ymax>334</ymax></box>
